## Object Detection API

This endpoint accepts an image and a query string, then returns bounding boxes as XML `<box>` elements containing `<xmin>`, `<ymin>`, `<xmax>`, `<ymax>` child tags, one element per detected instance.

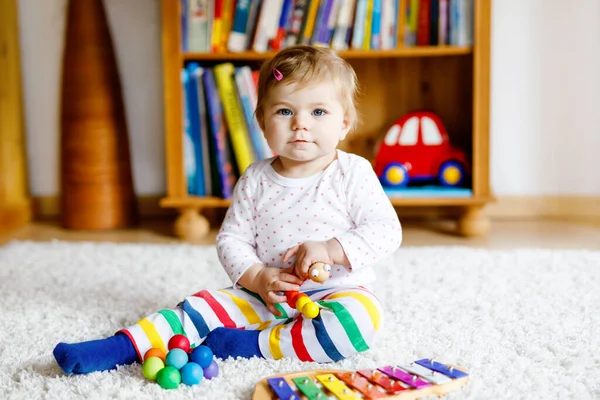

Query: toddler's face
<box><xmin>262</xmin><ymin>81</ymin><xmax>350</xmax><ymax>169</ymax></box>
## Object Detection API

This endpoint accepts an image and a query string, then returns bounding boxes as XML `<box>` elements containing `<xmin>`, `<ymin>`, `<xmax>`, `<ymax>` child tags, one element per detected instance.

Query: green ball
<box><xmin>156</xmin><ymin>366</ymin><xmax>181</xmax><ymax>389</ymax></box>
<box><xmin>142</xmin><ymin>357</ymin><xmax>165</xmax><ymax>381</ymax></box>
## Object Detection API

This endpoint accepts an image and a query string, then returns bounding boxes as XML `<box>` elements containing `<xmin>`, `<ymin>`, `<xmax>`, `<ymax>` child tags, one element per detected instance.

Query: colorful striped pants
<box><xmin>119</xmin><ymin>286</ymin><xmax>383</xmax><ymax>363</ymax></box>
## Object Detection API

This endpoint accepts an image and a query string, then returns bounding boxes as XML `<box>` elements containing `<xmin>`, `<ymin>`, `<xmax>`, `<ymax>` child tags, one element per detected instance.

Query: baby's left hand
<box><xmin>282</xmin><ymin>241</ymin><xmax>333</xmax><ymax>281</ymax></box>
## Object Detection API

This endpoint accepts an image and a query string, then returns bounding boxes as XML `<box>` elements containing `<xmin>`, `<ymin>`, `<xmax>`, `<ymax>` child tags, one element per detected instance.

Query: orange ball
<box><xmin>144</xmin><ymin>347</ymin><xmax>166</xmax><ymax>362</ymax></box>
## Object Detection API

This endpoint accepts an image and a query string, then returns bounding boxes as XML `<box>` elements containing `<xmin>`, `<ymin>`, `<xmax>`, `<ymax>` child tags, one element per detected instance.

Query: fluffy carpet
<box><xmin>1</xmin><ymin>241</ymin><xmax>599</xmax><ymax>399</ymax></box>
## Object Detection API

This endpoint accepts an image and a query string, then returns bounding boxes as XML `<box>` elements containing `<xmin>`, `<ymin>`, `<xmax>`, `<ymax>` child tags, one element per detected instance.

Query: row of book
<box><xmin>182</xmin><ymin>63</ymin><xmax>274</xmax><ymax>198</ymax></box>
<box><xmin>181</xmin><ymin>0</ymin><xmax>474</xmax><ymax>54</ymax></box>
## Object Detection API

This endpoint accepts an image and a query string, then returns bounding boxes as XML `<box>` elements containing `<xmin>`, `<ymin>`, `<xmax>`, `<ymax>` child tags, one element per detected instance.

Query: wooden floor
<box><xmin>2</xmin><ymin>217</ymin><xmax>599</xmax><ymax>249</ymax></box>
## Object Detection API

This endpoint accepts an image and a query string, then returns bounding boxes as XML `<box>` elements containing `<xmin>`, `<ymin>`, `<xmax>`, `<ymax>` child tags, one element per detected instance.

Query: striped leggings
<box><xmin>119</xmin><ymin>286</ymin><xmax>383</xmax><ymax>363</ymax></box>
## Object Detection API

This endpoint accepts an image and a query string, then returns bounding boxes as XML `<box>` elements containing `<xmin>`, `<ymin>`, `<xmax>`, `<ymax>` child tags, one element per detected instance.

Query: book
<box><xmin>203</xmin><ymin>69</ymin><xmax>237</xmax><ymax>198</ymax></box>
<box><xmin>214</xmin><ymin>63</ymin><xmax>255</xmax><ymax>174</ymax></box>
<box><xmin>185</xmin><ymin>63</ymin><xmax>207</xmax><ymax>196</ymax></box>
<box><xmin>188</xmin><ymin>0</ymin><xmax>212</xmax><ymax>52</ymax></box>
<box><xmin>181</xmin><ymin>69</ymin><xmax>198</xmax><ymax>195</ymax></box>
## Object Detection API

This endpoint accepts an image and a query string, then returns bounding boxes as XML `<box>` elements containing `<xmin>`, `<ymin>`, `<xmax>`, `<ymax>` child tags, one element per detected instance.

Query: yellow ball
<box><xmin>295</xmin><ymin>295</ymin><xmax>311</xmax><ymax>312</ymax></box>
<box><xmin>302</xmin><ymin>302</ymin><xmax>320</xmax><ymax>319</ymax></box>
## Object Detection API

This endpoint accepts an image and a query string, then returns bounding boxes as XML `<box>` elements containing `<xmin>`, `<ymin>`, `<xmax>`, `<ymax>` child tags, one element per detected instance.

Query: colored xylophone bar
<box><xmin>252</xmin><ymin>359</ymin><xmax>469</xmax><ymax>400</ymax></box>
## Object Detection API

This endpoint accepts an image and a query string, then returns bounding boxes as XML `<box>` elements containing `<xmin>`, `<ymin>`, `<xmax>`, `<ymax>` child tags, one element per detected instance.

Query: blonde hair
<box><xmin>255</xmin><ymin>45</ymin><xmax>359</xmax><ymax>132</ymax></box>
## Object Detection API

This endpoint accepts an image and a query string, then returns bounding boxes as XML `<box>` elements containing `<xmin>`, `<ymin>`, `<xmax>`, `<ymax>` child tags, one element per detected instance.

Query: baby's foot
<box><xmin>53</xmin><ymin>333</ymin><xmax>138</xmax><ymax>374</ymax></box>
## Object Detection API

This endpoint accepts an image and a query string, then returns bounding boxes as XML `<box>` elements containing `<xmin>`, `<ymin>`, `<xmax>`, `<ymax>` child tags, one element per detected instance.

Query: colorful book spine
<box><xmin>370</xmin><ymin>0</ymin><xmax>382</xmax><ymax>49</ymax></box>
<box><xmin>302</xmin><ymin>0</ymin><xmax>322</xmax><ymax>44</ymax></box>
<box><xmin>438</xmin><ymin>0</ymin><xmax>449</xmax><ymax>45</ymax></box>
<box><xmin>180</xmin><ymin>0</ymin><xmax>188</xmax><ymax>51</ymax></box>
<box><xmin>194</xmin><ymin>65</ymin><xmax>212</xmax><ymax>195</ymax></box>
<box><xmin>214</xmin><ymin>63</ymin><xmax>255</xmax><ymax>174</ymax></box>
<box><xmin>286</xmin><ymin>0</ymin><xmax>309</xmax><ymax>47</ymax></box>
<box><xmin>331</xmin><ymin>0</ymin><xmax>356</xmax><ymax>50</ymax></box>
<box><xmin>270</xmin><ymin>0</ymin><xmax>294</xmax><ymax>50</ymax></box>
<box><xmin>228</xmin><ymin>0</ymin><xmax>252</xmax><ymax>52</ymax></box>
<box><xmin>220</xmin><ymin>0</ymin><xmax>234</xmax><ymax>51</ymax></box>
<box><xmin>362</xmin><ymin>0</ymin><xmax>373</xmax><ymax>50</ymax></box>
<box><xmin>203</xmin><ymin>69</ymin><xmax>236</xmax><ymax>198</ymax></box>
<box><xmin>185</xmin><ymin>63</ymin><xmax>207</xmax><ymax>196</ymax></box>
<box><xmin>188</xmin><ymin>0</ymin><xmax>212</xmax><ymax>52</ymax></box>
<box><xmin>211</xmin><ymin>0</ymin><xmax>224</xmax><ymax>52</ymax></box>
<box><xmin>416</xmin><ymin>0</ymin><xmax>430</xmax><ymax>46</ymax></box>
<box><xmin>351</xmin><ymin>0</ymin><xmax>367</xmax><ymax>49</ymax></box>
<box><xmin>181</xmin><ymin>69</ymin><xmax>197</xmax><ymax>195</ymax></box>
<box><xmin>429</xmin><ymin>0</ymin><xmax>439</xmax><ymax>45</ymax></box>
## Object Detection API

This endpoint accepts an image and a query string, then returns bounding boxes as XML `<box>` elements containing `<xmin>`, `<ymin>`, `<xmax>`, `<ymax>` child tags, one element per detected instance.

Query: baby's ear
<box><xmin>339</xmin><ymin>114</ymin><xmax>352</xmax><ymax>140</ymax></box>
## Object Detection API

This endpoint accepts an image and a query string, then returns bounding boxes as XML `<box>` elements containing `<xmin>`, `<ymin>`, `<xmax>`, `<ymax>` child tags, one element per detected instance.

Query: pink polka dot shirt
<box><xmin>216</xmin><ymin>150</ymin><xmax>403</xmax><ymax>291</ymax></box>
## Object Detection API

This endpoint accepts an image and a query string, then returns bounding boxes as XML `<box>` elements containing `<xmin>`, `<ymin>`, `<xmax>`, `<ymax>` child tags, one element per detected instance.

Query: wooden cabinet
<box><xmin>159</xmin><ymin>0</ymin><xmax>493</xmax><ymax>241</ymax></box>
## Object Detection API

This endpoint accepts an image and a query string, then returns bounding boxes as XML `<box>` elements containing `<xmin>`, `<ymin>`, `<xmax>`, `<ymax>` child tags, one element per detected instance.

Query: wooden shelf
<box><xmin>183</xmin><ymin>46</ymin><xmax>473</xmax><ymax>61</ymax></box>
<box><xmin>160</xmin><ymin>0</ymin><xmax>493</xmax><ymax>239</ymax></box>
<box><xmin>160</xmin><ymin>195</ymin><xmax>494</xmax><ymax>209</ymax></box>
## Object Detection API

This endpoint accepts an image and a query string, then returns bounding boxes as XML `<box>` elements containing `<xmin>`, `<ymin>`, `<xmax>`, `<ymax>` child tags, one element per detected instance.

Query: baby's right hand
<box><xmin>255</xmin><ymin>266</ymin><xmax>303</xmax><ymax>316</ymax></box>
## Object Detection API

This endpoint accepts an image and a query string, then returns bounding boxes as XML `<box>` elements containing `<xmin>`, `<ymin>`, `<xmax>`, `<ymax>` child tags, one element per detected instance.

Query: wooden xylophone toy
<box><xmin>252</xmin><ymin>359</ymin><xmax>469</xmax><ymax>399</ymax></box>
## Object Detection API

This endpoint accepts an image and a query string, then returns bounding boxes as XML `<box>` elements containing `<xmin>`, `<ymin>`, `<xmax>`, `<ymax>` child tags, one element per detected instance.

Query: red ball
<box><xmin>168</xmin><ymin>334</ymin><xmax>190</xmax><ymax>352</ymax></box>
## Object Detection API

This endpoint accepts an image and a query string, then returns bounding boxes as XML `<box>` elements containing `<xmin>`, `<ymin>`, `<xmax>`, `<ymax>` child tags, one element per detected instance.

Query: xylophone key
<box><xmin>336</xmin><ymin>372</ymin><xmax>388</xmax><ymax>399</ymax></box>
<box><xmin>267</xmin><ymin>377</ymin><xmax>299</xmax><ymax>400</ymax></box>
<box><xmin>357</xmin><ymin>369</ymin><xmax>409</xmax><ymax>394</ymax></box>
<box><xmin>414</xmin><ymin>359</ymin><xmax>469</xmax><ymax>379</ymax></box>
<box><xmin>378</xmin><ymin>366</ymin><xmax>431</xmax><ymax>389</ymax></box>
<box><xmin>316</xmin><ymin>374</ymin><xmax>360</xmax><ymax>400</ymax></box>
<box><xmin>291</xmin><ymin>376</ymin><xmax>328</xmax><ymax>399</ymax></box>
<box><xmin>398</xmin><ymin>362</ymin><xmax>452</xmax><ymax>385</ymax></box>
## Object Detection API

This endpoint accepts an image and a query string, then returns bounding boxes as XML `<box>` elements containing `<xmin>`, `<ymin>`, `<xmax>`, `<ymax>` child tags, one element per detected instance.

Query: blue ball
<box><xmin>165</xmin><ymin>348</ymin><xmax>189</xmax><ymax>370</ymax></box>
<box><xmin>190</xmin><ymin>345</ymin><xmax>213</xmax><ymax>368</ymax></box>
<box><xmin>181</xmin><ymin>362</ymin><xmax>204</xmax><ymax>386</ymax></box>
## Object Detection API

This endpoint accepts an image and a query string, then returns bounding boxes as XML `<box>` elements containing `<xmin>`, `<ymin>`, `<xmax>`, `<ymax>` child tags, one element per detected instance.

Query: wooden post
<box><xmin>0</xmin><ymin>0</ymin><xmax>32</xmax><ymax>235</ymax></box>
<box><xmin>60</xmin><ymin>0</ymin><xmax>138</xmax><ymax>229</ymax></box>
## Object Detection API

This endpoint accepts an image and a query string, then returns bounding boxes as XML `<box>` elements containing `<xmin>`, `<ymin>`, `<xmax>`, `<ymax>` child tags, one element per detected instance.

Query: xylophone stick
<box><xmin>252</xmin><ymin>364</ymin><xmax>470</xmax><ymax>400</ymax></box>
<box><xmin>284</xmin><ymin>262</ymin><xmax>331</xmax><ymax>319</ymax></box>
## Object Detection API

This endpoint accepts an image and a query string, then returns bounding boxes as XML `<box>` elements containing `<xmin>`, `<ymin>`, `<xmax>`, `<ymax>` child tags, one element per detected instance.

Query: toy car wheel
<box><xmin>438</xmin><ymin>161</ymin><xmax>465</xmax><ymax>187</ymax></box>
<box><xmin>382</xmin><ymin>163</ymin><xmax>409</xmax><ymax>187</ymax></box>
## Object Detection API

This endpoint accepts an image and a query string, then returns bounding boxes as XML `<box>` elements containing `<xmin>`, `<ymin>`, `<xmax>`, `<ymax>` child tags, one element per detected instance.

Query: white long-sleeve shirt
<box><xmin>216</xmin><ymin>149</ymin><xmax>402</xmax><ymax>291</ymax></box>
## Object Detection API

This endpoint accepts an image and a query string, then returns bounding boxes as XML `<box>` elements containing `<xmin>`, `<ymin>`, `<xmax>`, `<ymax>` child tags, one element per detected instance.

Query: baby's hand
<box><xmin>255</xmin><ymin>266</ymin><xmax>303</xmax><ymax>316</ymax></box>
<box><xmin>282</xmin><ymin>241</ymin><xmax>333</xmax><ymax>280</ymax></box>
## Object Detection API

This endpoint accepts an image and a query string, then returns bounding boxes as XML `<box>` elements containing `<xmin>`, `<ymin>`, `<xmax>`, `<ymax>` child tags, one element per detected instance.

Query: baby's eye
<box><xmin>312</xmin><ymin>109</ymin><xmax>326</xmax><ymax>116</ymax></box>
<box><xmin>277</xmin><ymin>108</ymin><xmax>292</xmax><ymax>116</ymax></box>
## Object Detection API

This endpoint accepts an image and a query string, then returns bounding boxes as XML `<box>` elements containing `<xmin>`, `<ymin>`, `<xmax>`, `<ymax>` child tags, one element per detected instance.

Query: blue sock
<box><xmin>53</xmin><ymin>333</ymin><xmax>138</xmax><ymax>374</ymax></box>
<box><xmin>205</xmin><ymin>327</ymin><xmax>263</xmax><ymax>359</ymax></box>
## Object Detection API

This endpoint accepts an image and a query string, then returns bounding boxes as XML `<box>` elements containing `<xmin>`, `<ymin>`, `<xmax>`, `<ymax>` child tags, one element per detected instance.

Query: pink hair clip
<box><xmin>273</xmin><ymin>68</ymin><xmax>283</xmax><ymax>81</ymax></box>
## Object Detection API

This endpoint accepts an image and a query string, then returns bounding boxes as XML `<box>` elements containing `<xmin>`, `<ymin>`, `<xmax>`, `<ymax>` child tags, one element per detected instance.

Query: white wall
<box><xmin>18</xmin><ymin>0</ymin><xmax>600</xmax><ymax>197</ymax></box>
<box><xmin>490</xmin><ymin>0</ymin><xmax>600</xmax><ymax>195</ymax></box>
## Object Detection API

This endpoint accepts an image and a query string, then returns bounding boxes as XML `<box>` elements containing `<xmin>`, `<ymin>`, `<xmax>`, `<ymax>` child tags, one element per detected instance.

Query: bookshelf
<box><xmin>159</xmin><ymin>0</ymin><xmax>494</xmax><ymax>241</ymax></box>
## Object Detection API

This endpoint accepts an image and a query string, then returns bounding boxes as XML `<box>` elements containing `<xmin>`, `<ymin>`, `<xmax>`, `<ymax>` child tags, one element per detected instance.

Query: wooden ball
<box><xmin>308</xmin><ymin>262</ymin><xmax>331</xmax><ymax>283</ymax></box>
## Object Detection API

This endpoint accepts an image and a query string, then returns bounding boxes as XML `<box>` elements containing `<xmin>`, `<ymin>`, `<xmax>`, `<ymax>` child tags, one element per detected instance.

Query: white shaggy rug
<box><xmin>1</xmin><ymin>241</ymin><xmax>599</xmax><ymax>400</ymax></box>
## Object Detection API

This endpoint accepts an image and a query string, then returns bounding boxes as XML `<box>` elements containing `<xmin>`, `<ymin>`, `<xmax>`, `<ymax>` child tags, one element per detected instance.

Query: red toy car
<box><xmin>374</xmin><ymin>111</ymin><xmax>470</xmax><ymax>187</ymax></box>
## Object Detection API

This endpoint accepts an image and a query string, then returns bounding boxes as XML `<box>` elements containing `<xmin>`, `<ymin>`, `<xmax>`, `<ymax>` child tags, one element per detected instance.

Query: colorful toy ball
<box><xmin>203</xmin><ymin>359</ymin><xmax>220</xmax><ymax>380</ymax></box>
<box><xmin>168</xmin><ymin>334</ymin><xmax>190</xmax><ymax>352</ymax></box>
<box><xmin>144</xmin><ymin>347</ymin><xmax>166</xmax><ymax>362</ymax></box>
<box><xmin>190</xmin><ymin>345</ymin><xmax>214</xmax><ymax>369</ymax></box>
<box><xmin>180</xmin><ymin>362</ymin><xmax>204</xmax><ymax>386</ymax></box>
<box><xmin>165</xmin><ymin>348</ymin><xmax>189</xmax><ymax>370</ymax></box>
<box><xmin>156</xmin><ymin>366</ymin><xmax>181</xmax><ymax>389</ymax></box>
<box><xmin>301</xmin><ymin>302</ymin><xmax>320</xmax><ymax>319</ymax></box>
<box><xmin>142</xmin><ymin>357</ymin><xmax>165</xmax><ymax>381</ymax></box>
